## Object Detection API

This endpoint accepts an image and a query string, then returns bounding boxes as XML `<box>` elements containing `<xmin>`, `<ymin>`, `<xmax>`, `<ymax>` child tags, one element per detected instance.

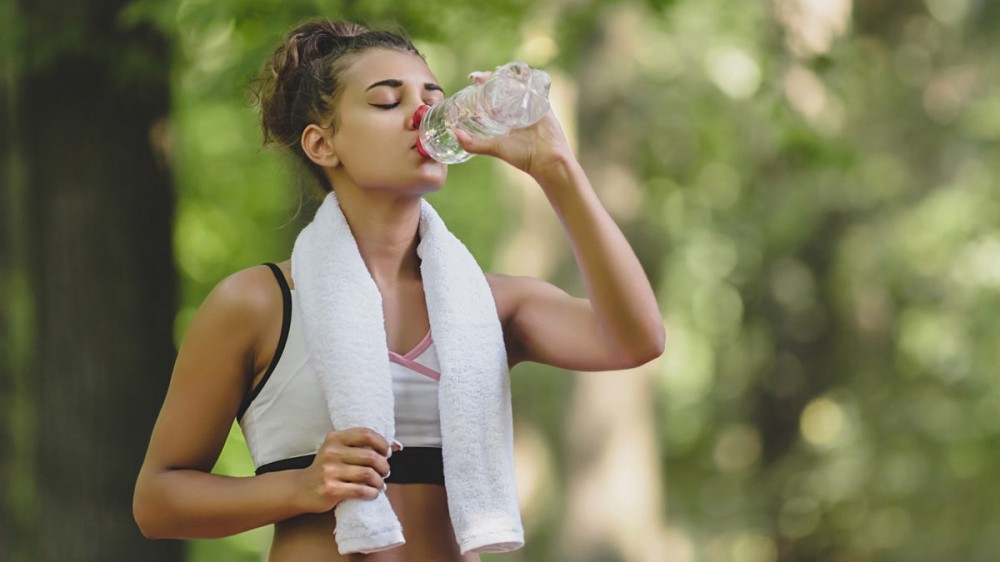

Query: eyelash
<box><xmin>372</xmin><ymin>98</ymin><xmax>441</xmax><ymax>110</ymax></box>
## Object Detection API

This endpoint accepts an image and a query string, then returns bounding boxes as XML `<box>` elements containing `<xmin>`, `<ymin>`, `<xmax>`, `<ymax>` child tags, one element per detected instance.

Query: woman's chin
<box><xmin>378</xmin><ymin>179</ymin><xmax>445</xmax><ymax>196</ymax></box>
<box><xmin>415</xmin><ymin>167</ymin><xmax>447</xmax><ymax>190</ymax></box>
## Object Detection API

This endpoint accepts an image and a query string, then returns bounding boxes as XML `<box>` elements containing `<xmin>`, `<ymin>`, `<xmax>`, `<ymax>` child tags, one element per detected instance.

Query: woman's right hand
<box><xmin>295</xmin><ymin>427</ymin><xmax>397</xmax><ymax>513</ymax></box>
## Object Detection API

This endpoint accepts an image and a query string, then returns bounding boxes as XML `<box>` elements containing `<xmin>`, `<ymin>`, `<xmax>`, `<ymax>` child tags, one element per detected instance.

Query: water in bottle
<box><xmin>414</xmin><ymin>61</ymin><xmax>551</xmax><ymax>164</ymax></box>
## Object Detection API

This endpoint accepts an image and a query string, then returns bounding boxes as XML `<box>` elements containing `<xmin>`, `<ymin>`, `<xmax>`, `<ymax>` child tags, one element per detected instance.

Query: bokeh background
<box><xmin>3</xmin><ymin>0</ymin><xmax>1000</xmax><ymax>560</ymax></box>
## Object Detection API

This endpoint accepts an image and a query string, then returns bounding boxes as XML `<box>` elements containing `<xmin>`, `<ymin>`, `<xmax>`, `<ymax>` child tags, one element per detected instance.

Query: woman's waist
<box><xmin>270</xmin><ymin>484</ymin><xmax>476</xmax><ymax>562</ymax></box>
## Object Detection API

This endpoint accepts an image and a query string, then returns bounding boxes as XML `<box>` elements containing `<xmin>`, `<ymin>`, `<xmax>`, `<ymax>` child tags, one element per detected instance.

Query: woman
<box><xmin>133</xmin><ymin>18</ymin><xmax>664</xmax><ymax>562</ymax></box>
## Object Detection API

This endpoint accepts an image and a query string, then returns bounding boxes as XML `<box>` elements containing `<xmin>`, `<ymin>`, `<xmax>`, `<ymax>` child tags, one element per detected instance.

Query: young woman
<box><xmin>133</xmin><ymin>18</ymin><xmax>664</xmax><ymax>562</ymax></box>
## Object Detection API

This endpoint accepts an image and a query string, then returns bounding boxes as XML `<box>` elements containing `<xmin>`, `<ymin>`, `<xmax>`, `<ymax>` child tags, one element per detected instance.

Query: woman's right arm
<box><xmin>132</xmin><ymin>267</ymin><xmax>390</xmax><ymax>539</ymax></box>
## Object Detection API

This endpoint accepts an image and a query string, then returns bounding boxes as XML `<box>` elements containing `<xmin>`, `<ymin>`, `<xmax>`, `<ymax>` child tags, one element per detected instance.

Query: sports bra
<box><xmin>237</xmin><ymin>263</ymin><xmax>444</xmax><ymax>484</ymax></box>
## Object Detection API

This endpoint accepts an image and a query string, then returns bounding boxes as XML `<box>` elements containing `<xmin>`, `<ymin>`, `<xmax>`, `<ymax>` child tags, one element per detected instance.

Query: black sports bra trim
<box><xmin>255</xmin><ymin>446</ymin><xmax>445</xmax><ymax>485</ymax></box>
<box><xmin>236</xmin><ymin>263</ymin><xmax>292</xmax><ymax>421</ymax></box>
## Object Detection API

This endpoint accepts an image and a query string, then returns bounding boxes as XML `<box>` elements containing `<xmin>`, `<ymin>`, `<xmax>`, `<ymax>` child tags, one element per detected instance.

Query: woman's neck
<box><xmin>333</xmin><ymin>187</ymin><xmax>423</xmax><ymax>286</ymax></box>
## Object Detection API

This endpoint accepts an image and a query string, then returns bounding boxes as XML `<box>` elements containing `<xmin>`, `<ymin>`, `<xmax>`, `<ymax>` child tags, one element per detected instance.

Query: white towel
<box><xmin>290</xmin><ymin>191</ymin><xmax>524</xmax><ymax>555</ymax></box>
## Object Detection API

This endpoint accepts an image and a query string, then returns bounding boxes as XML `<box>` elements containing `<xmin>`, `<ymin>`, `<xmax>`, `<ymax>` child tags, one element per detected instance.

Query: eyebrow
<box><xmin>365</xmin><ymin>79</ymin><xmax>445</xmax><ymax>94</ymax></box>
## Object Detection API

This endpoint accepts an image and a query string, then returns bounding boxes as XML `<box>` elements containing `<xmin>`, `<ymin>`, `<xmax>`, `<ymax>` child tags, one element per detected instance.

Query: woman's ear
<box><xmin>301</xmin><ymin>124</ymin><xmax>340</xmax><ymax>168</ymax></box>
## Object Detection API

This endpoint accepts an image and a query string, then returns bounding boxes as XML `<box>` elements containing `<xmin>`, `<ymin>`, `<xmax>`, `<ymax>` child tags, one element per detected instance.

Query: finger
<box><xmin>337</xmin><ymin>482</ymin><xmax>381</xmax><ymax>501</ymax></box>
<box><xmin>453</xmin><ymin>129</ymin><xmax>495</xmax><ymax>156</ymax></box>
<box><xmin>339</xmin><ymin>447</ymin><xmax>390</xmax><ymax>476</ymax></box>
<box><xmin>468</xmin><ymin>70</ymin><xmax>491</xmax><ymax>84</ymax></box>
<box><xmin>339</xmin><ymin>465</ymin><xmax>386</xmax><ymax>491</ymax></box>
<box><xmin>340</xmin><ymin>427</ymin><xmax>390</xmax><ymax>457</ymax></box>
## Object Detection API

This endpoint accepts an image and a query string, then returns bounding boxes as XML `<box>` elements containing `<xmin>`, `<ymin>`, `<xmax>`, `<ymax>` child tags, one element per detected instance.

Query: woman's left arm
<box><xmin>456</xmin><ymin>110</ymin><xmax>665</xmax><ymax>371</ymax></box>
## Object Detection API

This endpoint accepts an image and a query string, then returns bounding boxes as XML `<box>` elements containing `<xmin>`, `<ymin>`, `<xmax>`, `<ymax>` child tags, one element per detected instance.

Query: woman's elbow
<box><xmin>133</xmin><ymin>495</ymin><xmax>159</xmax><ymax>539</ymax></box>
<box><xmin>133</xmin><ymin>479</ymin><xmax>169</xmax><ymax>539</ymax></box>
<box><xmin>651</xmin><ymin>324</ymin><xmax>667</xmax><ymax>359</ymax></box>
<box><xmin>631</xmin><ymin>342</ymin><xmax>664</xmax><ymax>367</ymax></box>
<box><xmin>626</xmin><ymin>324</ymin><xmax>666</xmax><ymax>368</ymax></box>
<box><xmin>645</xmin><ymin>336</ymin><xmax>666</xmax><ymax>364</ymax></box>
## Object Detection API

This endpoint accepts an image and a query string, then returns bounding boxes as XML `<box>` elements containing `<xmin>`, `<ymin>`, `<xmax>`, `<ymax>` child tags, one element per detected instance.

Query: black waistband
<box><xmin>255</xmin><ymin>446</ymin><xmax>444</xmax><ymax>485</ymax></box>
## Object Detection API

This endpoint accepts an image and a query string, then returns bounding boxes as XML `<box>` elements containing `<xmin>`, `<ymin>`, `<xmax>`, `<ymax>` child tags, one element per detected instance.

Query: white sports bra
<box><xmin>237</xmin><ymin>263</ymin><xmax>444</xmax><ymax>483</ymax></box>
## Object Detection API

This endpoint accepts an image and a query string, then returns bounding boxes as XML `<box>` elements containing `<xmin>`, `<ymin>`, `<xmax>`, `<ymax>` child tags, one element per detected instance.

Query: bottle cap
<box><xmin>412</xmin><ymin>105</ymin><xmax>431</xmax><ymax>158</ymax></box>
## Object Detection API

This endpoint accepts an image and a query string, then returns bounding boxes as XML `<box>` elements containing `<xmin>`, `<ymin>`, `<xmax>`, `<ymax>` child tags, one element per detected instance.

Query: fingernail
<box><xmin>392</xmin><ymin>439</ymin><xmax>404</xmax><ymax>451</ymax></box>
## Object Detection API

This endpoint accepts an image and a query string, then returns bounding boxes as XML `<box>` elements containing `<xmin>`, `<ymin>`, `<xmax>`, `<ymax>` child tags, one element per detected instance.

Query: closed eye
<box><xmin>371</xmin><ymin>102</ymin><xmax>401</xmax><ymax>109</ymax></box>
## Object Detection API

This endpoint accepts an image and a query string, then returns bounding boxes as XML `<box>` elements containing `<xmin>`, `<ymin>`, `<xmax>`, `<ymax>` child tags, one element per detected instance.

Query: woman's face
<box><xmin>327</xmin><ymin>48</ymin><xmax>448</xmax><ymax>193</ymax></box>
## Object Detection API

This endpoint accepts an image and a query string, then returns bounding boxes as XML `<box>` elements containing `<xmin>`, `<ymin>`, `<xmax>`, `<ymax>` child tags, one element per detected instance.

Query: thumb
<box><xmin>453</xmin><ymin>128</ymin><xmax>495</xmax><ymax>156</ymax></box>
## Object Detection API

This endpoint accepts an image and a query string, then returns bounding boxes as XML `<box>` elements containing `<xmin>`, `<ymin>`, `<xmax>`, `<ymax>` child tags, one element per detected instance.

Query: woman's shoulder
<box><xmin>485</xmin><ymin>272</ymin><xmax>545</xmax><ymax>299</ymax></box>
<box><xmin>485</xmin><ymin>271</ymin><xmax>574</xmax><ymax>326</ymax></box>
<box><xmin>485</xmin><ymin>272</ymin><xmax>539</xmax><ymax>323</ymax></box>
<box><xmin>194</xmin><ymin>263</ymin><xmax>288</xmax><ymax>336</ymax></box>
<box><xmin>171</xmin><ymin>263</ymin><xmax>289</xmax><ymax>389</ymax></box>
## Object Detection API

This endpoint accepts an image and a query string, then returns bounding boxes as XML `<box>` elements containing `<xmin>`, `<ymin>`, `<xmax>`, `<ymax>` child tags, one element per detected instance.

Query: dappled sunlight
<box><xmin>512</xmin><ymin>423</ymin><xmax>557</xmax><ymax>529</ymax></box>
<box><xmin>706</xmin><ymin>46</ymin><xmax>761</xmax><ymax>100</ymax></box>
<box><xmin>924</xmin><ymin>0</ymin><xmax>972</xmax><ymax>26</ymax></box>
<box><xmin>783</xmin><ymin>65</ymin><xmax>845</xmax><ymax>135</ymax></box>
<box><xmin>773</xmin><ymin>0</ymin><xmax>852</xmax><ymax>57</ymax></box>
<box><xmin>799</xmin><ymin>396</ymin><xmax>848</xmax><ymax>448</ymax></box>
<box><xmin>923</xmin><ymin>64</ymin><xmax>980</xmax><ymax>124</ymax></box>
<box><xmin>713</xmin><ymin>424</ymin><xmax>762</xmax><ymax>473</ymax></box>
<box><xmin>659</xmin><ymin>324</ymin><xmax>716</xmax><ymax>404</ymax></box>
<box><xmin>562</xmin><ymin>366</ymin><xmax>670</xmax><ymax>562</ymax></box>
<box><xmin>517</xmin><ymin>28</ymin><xmax>559</xmax><ymax>69</ymax></box>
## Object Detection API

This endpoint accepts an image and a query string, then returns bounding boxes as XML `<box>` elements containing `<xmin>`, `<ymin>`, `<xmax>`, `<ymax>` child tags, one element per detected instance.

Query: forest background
<box><xmin>3</xmin><ymin>0</ymin><xmax>1000</xmax><ymax>560</ymax></box>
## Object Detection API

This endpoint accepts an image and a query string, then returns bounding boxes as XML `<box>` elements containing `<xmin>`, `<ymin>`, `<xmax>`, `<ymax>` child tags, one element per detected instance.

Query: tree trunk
<box><xmin>558</xmin><ymin>4</ymin><xmax>677</xmax><ymax>562</ymax></box>
<box><xmin>1</xmin><ymin>0</ymin><xmax>182</xmax><ymax>559</ymax></box>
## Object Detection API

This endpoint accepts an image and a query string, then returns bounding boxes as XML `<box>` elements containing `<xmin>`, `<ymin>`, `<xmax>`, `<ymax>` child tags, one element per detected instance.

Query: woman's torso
<box><xmin>243</xmin><ymin>261</ymin><xmax>477</xmax><ymax>562</ymax></box>
<box><xmin>268</xmin><ymin>487</ymin><xmax>478</xmax><ymax>562</ymax></box>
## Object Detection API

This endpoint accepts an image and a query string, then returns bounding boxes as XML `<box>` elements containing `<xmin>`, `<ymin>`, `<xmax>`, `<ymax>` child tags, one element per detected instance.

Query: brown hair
<box><xmin>251</xmin><ymin>18</ymin><xmax>423</xmax><ymax>191</ymax></box>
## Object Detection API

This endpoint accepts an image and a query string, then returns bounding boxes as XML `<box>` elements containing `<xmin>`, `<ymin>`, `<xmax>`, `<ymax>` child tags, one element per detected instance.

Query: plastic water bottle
<box><xmin>413</xmin><ymin>61</ymin><xmax>552</xmax><ymax>164</ymax></box>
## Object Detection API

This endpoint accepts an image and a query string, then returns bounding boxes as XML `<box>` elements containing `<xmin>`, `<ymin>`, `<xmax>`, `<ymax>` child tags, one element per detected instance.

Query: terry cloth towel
<box><xmin>290</xmin><ymin>191</ymin><xmax>524</xmax><ymax>555</ymax></box>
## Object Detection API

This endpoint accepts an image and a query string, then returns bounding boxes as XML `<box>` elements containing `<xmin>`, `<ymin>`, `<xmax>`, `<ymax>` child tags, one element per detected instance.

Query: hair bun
<box><xmin>283</xmin><ymin>19</ymin><xmax>369</xmax><ymax>75</ymax></box>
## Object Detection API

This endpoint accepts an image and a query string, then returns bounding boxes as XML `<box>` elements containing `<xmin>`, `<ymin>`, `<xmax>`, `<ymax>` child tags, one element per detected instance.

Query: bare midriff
<box><xmin>268</xmin><ymin>483</ymin><xmax>480</xmax><ymax>562</ymax></box>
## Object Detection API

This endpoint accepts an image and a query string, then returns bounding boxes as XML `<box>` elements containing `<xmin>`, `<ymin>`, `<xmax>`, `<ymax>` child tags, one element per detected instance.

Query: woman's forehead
<box><xmin>344</xmin><ymin>49</ymin><xmax>437</xmax><ymax>93</ymax></box>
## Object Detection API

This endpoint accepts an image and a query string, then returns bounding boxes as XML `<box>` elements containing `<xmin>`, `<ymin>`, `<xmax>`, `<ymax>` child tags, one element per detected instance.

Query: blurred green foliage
<box><xmin>121</xmin><ymin>0</ymin><xmax>1000</xmax><ymax>559</ymax></box>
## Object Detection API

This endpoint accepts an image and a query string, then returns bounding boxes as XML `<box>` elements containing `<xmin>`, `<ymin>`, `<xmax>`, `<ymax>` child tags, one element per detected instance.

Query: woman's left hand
<box><xmin>452</xmin><ymin>71</ymin><xmax>576</xmax><ymax>184</ymax></box>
